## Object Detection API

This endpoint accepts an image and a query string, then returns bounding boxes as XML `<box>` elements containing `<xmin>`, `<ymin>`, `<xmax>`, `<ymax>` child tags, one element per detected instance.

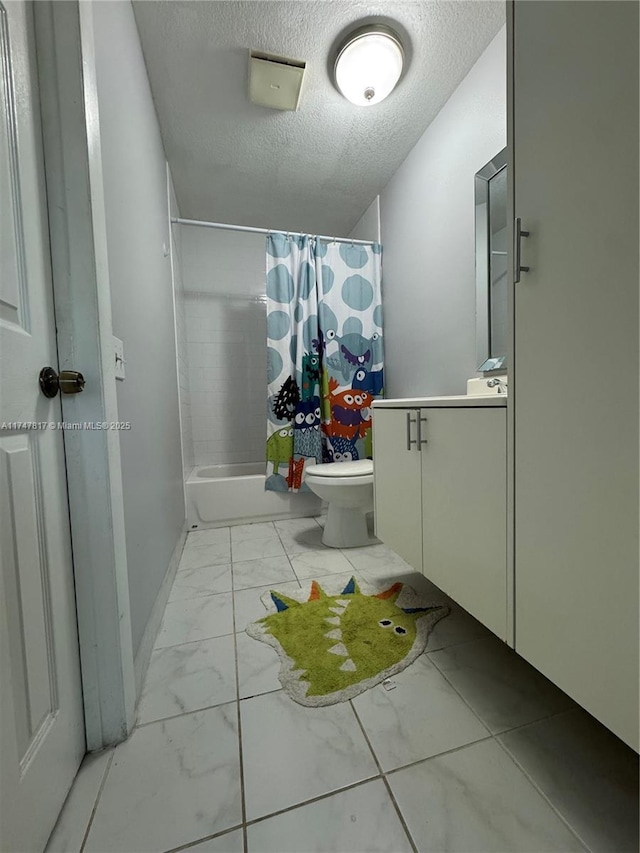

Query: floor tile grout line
<box><xmin>78</xmin><ymin>749</ymin><xmax>114</xmax><ymax>853</ymax></box>
<box><xmin>168</xmin><ymin>587</ymin><xmax>234</xmax><ymax>603</ymax></box>
<box><xmin>230</xmin><ymin>581</ymin><xmax>249</xmax><ymax>853</ymax></box>
<box><xmin>422</xmin><ymin>653</ymin><xmax>495</xmax><ymax>737</ymax></box>
<box><xmin>135</xmin><ymin>696</ymin><xmax>239</xmax><ymax>729</ymax></box>
<box><xmin>230</xmin><ymin>521</ymin><xmax>279</xmax><ymax>564</ymax></box>
<box><xmin>147</xmin><ymin>630</ymin><xmax>236</xmax><ymax>655</ymax></box>
<box><xmin>382</xmin><ymin>732</ymin><xmax>494</xmax><ymax>780</ymax></box>
<box><xmin>175</xmin><ymin>561</ymin><xmax>232</xmax><ymax>575</ymax></box>
<box><xmin>489</xmin><ymin>706</ymin><xmax>581</xmax><ymax>739</ymax></box>
<box><xmin>165</xmin><ymin>588</ymin><xmax>234</xmax><ymax>604</ymax></box>
<box><xmin>241</xmin><ymin>773</ymin><xmax>382</xmax><ymax>829</ymax></box>
<box><xmin>347</xmin><ymin>699</ymin><xmax>384</xmax><ymax>774</ymax></box>
<box><xmin>233</xmin><ymin>576</ymin><xmax>299</xmax><ymax>593</ymax></box>
<box><xmin>231</xmin><ymin>553</ymin><xmax>296</xmax><ymax>565</ymax></box>
<box><xmin>180</xmin><ymin>545</ymin><xmax>231</xmax><ymax>556</ymax></box>
<box><xmin>272</xmin><ymin>523</ymin><xmax>306</xmax><ymax>583</ymax></box>
<box><xmin>424</xmin><ymin>630</ymin><xmax>493</xmax><ymax>656</ymax></box>
<box><xmin>272</xmin><ymin>518</ymin><xmax>338</xmax><ymax>561</ymax></box>
<box><xmin>349</xmin><ymin>700</ymin><xmax>418</xmax><ymax>853</ymax></box>
<box><xmin>153</xmin><ymin>628</ymin><xmax>236</xmax><ymax>654</ymax></box>
<box><xmin>426</xmin><ymin>647</ymin><xmax>578</xmax><ymax>738</ymax></box>
<box><xmin>425</xmin><ymin>632</ymin><xmax>496</xmax><ymax>658</ymax></box>
<box><xmin>238</xmin><ymin>685</ymin><xmax>283</xmax><ymax>703</ymax></box>
<box><xmin>493</xmin><ymin>733</ymin><xmax>594</xmax><ymax>852</ymax></box>
<box><xmin>425</xmin><ymin>630</ymin><xmax>582</xmax><ymax>704</ymax></box>
<box><xmin>501</xmin><ymin>705</ymin><xmax>579</xmax><ymax>731</ymax></box>
<box><xmin>380</xmin><ymin>775</ymin><xmax>419</xmax><ymax>853</ymax></box>
<box><xmin>273</xmin><ymin>515</ymin><xmax>324</xmax><ymax>531</ymax></box>
<box><xmin>245</xmin><ymin>579</ymin><xmax>301</xmax><ymax>591</ymax></box>
<box><xmin>163</xmin><ymin>822</ymin><xmax>244</xmax><ymax>853</ymax></box>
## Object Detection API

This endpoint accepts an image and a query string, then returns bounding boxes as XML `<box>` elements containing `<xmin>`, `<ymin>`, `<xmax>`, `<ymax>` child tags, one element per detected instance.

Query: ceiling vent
<box><xmin>249</xmin><ymin>50</ymin><xmax>306</xmax><ymax>111</ymax></box>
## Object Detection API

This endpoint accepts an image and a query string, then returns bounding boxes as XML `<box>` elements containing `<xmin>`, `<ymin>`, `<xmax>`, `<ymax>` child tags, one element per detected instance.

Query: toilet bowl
<box><xmin>304</xmin><ymin>459</ymin><xmax>374</xmax><ymax>548</ymax></box>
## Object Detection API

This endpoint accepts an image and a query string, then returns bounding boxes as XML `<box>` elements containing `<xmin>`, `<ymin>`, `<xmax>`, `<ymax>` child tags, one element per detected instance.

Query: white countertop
<box><xmin>373</xmin><ymin>394</ymin><xmax>507</xmax><ymax>408</ymax></box>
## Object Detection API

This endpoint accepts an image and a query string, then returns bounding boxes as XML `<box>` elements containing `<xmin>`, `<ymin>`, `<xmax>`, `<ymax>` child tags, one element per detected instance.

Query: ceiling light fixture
<box><xmin>334</xmin><ymin>24</ymin><xmax>405</xmax><ymax>107</ymax></box>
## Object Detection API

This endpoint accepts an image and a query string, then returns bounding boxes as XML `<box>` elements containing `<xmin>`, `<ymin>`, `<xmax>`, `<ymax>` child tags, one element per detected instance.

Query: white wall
<box><xmin>180</xmin><ymin>227</ymin><xmax>267</xmax><ymax>468</ymax></box>
<box><xmin>349</xmin><ymin>196</ymin><xmax>381</xmax><ymax>243</ymax></box>
<box><xmin>92</xmin><ymin>0</ymin><xmax>185</xmax><ymax>657</ymax></box>
<box><xmin>380</xmin><ymin>28</ymin><xmax>506</xmax><ymax>397</ymax></box>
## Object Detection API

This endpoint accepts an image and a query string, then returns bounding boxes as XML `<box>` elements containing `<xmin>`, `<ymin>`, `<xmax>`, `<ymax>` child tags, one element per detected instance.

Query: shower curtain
<box><xmin>266</xmin><ymin>234</ymin><xmax>383</xmax><ymax>493</ymax></box>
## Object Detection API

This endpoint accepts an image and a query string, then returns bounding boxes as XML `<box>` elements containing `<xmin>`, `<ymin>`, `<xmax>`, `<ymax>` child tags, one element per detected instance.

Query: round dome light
<box><xmin>334</xmin><ymin>25</ymin><xmax>405</xmax><ymax>107</ymax></box>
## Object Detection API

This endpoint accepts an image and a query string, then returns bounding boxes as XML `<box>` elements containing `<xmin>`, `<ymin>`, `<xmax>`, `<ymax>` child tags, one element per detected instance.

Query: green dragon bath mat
<box><xmin>246</xmin><ymin>576</ymin><xmax>449</xmax><ymax>706</ymax></box>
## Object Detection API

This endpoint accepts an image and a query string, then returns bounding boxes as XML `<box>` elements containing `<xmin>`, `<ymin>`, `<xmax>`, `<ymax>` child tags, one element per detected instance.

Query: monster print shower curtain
<box><xmin>266</xmin><ymin>234</ymin><xmax>383</xmax><ymax>493</ymax></box>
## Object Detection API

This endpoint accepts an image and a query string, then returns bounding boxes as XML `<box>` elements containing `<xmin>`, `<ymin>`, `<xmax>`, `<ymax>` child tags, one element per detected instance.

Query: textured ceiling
<box><xmin>133</xmin><ymin>1</ymin><xmax>505</xmax><ymax>235</ymax></box>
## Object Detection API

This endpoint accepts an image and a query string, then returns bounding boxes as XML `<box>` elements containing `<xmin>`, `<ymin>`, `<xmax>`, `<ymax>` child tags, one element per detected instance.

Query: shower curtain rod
<box><xmin>171</xmin><ymin>217</ymin><xmax>377</xmax><ymax>246</ymax></box>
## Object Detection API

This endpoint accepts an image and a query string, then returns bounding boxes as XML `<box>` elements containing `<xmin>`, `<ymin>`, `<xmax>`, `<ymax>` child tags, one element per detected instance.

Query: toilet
<box><xmin>303</xmin><ymin>459</ymin><xmax>374</xmax><ymax>548</ymax></box>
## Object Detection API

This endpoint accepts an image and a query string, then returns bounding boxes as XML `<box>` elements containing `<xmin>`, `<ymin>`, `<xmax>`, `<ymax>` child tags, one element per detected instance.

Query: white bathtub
<box><xmin>186</xmin><ymin>462</ymin><xmax>322</xmax><ymax>529</ymax></box>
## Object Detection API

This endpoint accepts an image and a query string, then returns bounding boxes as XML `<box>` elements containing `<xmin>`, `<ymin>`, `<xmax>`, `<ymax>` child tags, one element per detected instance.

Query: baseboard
<box><xmin>133</xmin><ymin>522</ymin><xmax>188</xmax><ymax>702</ymax></box>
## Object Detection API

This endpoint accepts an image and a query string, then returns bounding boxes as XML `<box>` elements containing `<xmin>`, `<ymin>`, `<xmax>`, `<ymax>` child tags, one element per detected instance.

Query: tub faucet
<box><xmin>487</xmin><ymin>377</ymin><xmax>507</xmax><ymax>394</ymax></box>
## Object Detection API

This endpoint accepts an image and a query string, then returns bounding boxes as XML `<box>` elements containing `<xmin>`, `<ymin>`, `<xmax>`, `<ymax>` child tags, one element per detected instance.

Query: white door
<box><xmin>420</xmin><ymin>407</ymin><xmax>507</xmax><ymax>639</ymax></box>
<box><xmin>373</xmin><ymin>408</ymin><xmax>423</xmax><ymax>571</ymax></box>
<box><xmin>512</xmin><ymin>0</ymin><xmax>639</xmax><ymax>749</ymax></box>
<box><xmin>0</xmin><ymin>2</ymin><xmax>85</xmax><ymax>850</ymax></box>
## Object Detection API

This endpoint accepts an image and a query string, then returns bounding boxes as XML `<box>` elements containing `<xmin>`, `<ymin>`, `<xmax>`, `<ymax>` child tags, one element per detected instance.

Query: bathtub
<box><xmin>186</xmin><ymin>462</ymin><xmax>322</xmax><ymax>529</ymax></box>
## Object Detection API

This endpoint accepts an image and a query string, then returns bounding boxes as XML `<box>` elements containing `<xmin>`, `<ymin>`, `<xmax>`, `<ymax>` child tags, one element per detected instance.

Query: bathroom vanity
<box><xmin>372</xmin><ymin>396</ymin><xmax>507</xmax><ymax>640</ymax></box>
<box><xmin>509</xmin><ymin>1</ymin><xmax>638</xmax><ymax>750</ymax></box>
<box><xmin>372</xmin><ymin>0</ymin><xmax>638</xmax><ymax>756</ymax></box>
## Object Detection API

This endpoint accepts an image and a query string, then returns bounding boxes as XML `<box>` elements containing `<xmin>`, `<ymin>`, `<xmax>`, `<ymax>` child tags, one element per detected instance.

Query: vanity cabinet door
<box><xmin>420</xmin><ymin>408</ymin><xmax>507</xmax><ymax>639</ymax></box>
<box><xmin>373</xmin><ymin>408</ymin><xmax>423</xmax><ymax>571</ymax></box>
<box><xmin>512</xmin><ymin>0</ymin><xmax>639</xmax><ymax>748</ymax></box>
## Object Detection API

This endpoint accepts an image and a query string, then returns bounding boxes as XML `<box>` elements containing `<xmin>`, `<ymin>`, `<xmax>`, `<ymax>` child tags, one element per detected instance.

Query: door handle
<box><xmin>417</xmin><ymin>415</ymin><xmax>428</xmax><ymax>448</ymax></box>
<box><xmin>406</xmin><ymin>412</ymin><xmax>417</xmax><ymax>451</ymax></box>
<box><xmin>514</xmin><ymin>217</ymin><xmax>530</xmax><ymax>283</ymax></box>
<box><xmin>39</xmin><ymin>366</ymin><xmax>86</xmax><ymax>398</ymax></box>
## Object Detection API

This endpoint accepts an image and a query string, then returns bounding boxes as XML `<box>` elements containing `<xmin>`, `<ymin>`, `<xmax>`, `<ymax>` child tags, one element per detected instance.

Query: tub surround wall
<box><xmin>92</xmin><ymin>0</ymin><xmax>185</xmax><ymax>660</ymax></box>
<box><xmin>179</xmin><ymin>227</ymin><xmax>269</xmax><ymax>468</ymax></box>
<box><xmin>380</xmin><ymin>27</ymin><xmax>506</xmax><ymax>398</ymax></box>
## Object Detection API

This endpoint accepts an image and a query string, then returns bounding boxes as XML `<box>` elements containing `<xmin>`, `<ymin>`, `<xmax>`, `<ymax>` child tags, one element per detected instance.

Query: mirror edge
<box><xmin>475</xmin><ymin>146</ymin><xmax>507</xmax><ymax>371</ymax></box>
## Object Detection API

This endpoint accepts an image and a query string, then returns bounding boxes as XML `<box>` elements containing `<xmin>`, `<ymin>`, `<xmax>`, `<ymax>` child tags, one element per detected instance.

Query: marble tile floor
<box><xmin>47</xmin><ymin>517</ymin><xmax>639</xmax><ymax>853</ymax></box>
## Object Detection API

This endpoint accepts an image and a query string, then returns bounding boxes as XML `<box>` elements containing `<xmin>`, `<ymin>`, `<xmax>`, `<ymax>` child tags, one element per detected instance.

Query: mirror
<box><xmin>475</xmin><ymin>147</ymin><xmax>507</xmax><ymax>371</ymax></box>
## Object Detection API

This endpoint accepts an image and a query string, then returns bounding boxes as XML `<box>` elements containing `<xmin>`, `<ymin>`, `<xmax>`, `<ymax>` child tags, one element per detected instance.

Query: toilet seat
<box><xmin>305</xmin><ymin>460</ymin><xmax>373</xmax><ymax>478</ymax></box>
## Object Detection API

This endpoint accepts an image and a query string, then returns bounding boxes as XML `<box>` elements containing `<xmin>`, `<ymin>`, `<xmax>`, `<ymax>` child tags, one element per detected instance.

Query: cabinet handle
<box><xmin>406</xmin><ymin>412</ymin><xmax>417</xmax><ymax>451</ymax></box>
<box><xmin>514</xmin><ymin>217</ymin><xmax>530</xmax><ymax>283</ymax></box>
<box><xmin>418</xmin><ymin>415</ymin><xmax>428</xmax><ymax>448</ymax></box>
